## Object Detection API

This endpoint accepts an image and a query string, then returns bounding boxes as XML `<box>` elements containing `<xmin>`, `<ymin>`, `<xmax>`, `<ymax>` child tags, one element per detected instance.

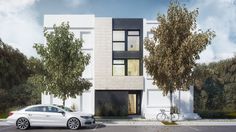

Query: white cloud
<box><xmin>66</xmin><ymin>0</ymin><xmax>81</xmax><ymax>7</ymax></box>
<box><xmin>191</xmin><ymin>0</ymin><xmax>236</xmax><ymax>63</ymax></box>
<box><xmin>0</xmin><ymin>0</ymin><xmax>43</xmax><ymax>57</ymax></box>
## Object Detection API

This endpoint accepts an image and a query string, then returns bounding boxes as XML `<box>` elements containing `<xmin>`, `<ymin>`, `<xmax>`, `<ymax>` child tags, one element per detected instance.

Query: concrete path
<box><xmin>1</xmin><ymin>119</ymin><xmax>236</xmax><ymax>126</ymax></box>
<box><xmin>177</xmin><ymin>119</ymin><xmax>236</xmax><ymax>126</ymax></box>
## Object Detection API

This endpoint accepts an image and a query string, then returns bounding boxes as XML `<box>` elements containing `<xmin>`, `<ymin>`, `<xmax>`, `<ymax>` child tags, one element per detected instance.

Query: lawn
<box><xmin>0</xmin><ymin>112</ymin><xmax>8</xmax><ymax>119</ymax></box>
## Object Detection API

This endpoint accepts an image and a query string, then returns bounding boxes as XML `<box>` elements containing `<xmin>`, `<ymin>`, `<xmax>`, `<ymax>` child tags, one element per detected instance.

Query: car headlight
<box><xmin>80</xmin><ymin>116</ymin><xmax>91</xmax><ymax>119</ymax></box>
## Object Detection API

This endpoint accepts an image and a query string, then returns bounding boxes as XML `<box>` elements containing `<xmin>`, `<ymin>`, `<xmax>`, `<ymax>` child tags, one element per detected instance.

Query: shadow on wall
<box><xmin>95</xmin><ymin>91</ymin><xmax>128</xmax><ymax>116</ymax></box>
<box><xmin>172</xmin><ymin>88</ymin><xmax>193</xmax><ymax>114</ymax></box>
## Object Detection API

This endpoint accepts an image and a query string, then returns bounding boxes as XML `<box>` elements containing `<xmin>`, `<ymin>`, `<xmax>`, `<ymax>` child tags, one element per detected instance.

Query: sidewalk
<box><xmin>96</xmin><ymin>118</ymin><xmax>163</xmax><ymax>126</ymax></box>
<box><xmin>177</xmin><ymin>119</ymin><xmax>236</xmax><ymax>126</ymax></box>
<box><xmin>96</xmin><ymin>118</ymin><xmax>236</xmax><ymax>126</ymax></box>
<box><xmin>1</xmin><ymin>118</ymin><xmax>236</xmax><ymax>126</ymax></box>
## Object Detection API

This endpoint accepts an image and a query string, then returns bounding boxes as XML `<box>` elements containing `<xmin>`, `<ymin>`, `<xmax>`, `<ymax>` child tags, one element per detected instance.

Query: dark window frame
<box><xmin>112</xmin><ymin>30</ymin><xmax>140</xmax><ymax>52</ymax></box>
<box><xmin>112</xmin><ymin>58</ymin><xmax>141</xmax><ymax>76</ymax></box>
<box><xmin>112</xmin><ymin>59</ymin><xmax>125</xmax><ymax>76</ymax></box>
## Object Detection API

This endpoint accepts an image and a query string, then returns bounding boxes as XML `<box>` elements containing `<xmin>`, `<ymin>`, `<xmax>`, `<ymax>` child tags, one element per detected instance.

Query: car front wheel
<box><xmin>67</xmin><ymin>117</ymin><xmax>80</xmax><ymax>130</ymax></box>
<box><xmin>16</xmin><ymin>117</ymin><xmax>30</xmax><ymax>130</ymax></box>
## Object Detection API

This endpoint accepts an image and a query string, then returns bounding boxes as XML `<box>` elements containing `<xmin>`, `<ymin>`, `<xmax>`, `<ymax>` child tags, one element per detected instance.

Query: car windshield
<box><xmin>56</xmin><ymin>105</ymin><xmax>74</xmax><ymax>112</ymax></box>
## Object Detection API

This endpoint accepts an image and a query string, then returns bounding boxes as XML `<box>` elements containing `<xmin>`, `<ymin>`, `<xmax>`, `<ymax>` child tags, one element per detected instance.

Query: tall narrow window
<box><xmin>128</xmin><ymin>36</ymin><xmax>139</xmax><ymax>51</ymax></box>
<box><xmin>128</xmin><ymin>59</ymin><xmax>139</xmax><ymax>76</ymax></box>
<box><xmin>80</xmin><ymin>32</ymin><xmax>92</xmax><ymax>49</ymax></box>
<box><xmin>128</xmin><ymin>31</ymin><xmax>140</xmax><ymax>51</ymax></box>
<box><xmin>113</xmin><ymin>31</ymin><xmax>125</xmax><ymax>51</ymax></box>
<box><xmin>113</xmin><ymin>60</ymin><xmax>125</xmax><ymax>76</ymax></box>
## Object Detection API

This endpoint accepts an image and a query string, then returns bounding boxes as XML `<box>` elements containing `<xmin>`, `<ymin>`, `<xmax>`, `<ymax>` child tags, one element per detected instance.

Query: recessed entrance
<box><xmin>95</xmin><ymin>90</ymin><xmax>141</xmax><ymax>116</ymax></box>
<box><xmin>128</xmin><ymin>91</ymin><xmax>141</xmax><ymax>115</ymax></box>
<box><xmin>128</xmin><ymin>94</ymin><xmax>137</xmax><ymax>114</ymax></box>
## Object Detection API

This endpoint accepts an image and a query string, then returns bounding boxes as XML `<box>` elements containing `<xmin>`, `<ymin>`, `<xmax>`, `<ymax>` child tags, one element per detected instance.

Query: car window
<box><xmin>47</xmin><ymin>106</ymin><xmax>59</xmax><ymax>113</ymax></box>
<box><xmin>55</xmin><ymin>105</ymin><xmax>73</xmax><ymax>112</ymax></box>
<box><xmin>25</xmin><ymin>106</ymin><xmax>47</xmax><ymax>112</ymax></box>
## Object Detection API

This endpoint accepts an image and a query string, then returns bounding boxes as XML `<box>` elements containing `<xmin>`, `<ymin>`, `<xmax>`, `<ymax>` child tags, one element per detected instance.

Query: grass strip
<box><xmin>161</xmin><ymin>121</ymin><xmax>178</xmax><ymax>125</ymax></box>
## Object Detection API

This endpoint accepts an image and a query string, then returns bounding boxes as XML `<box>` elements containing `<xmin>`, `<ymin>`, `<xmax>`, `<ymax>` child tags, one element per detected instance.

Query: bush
<box><xmin>197</xmin><ymin>111</ymin><xmax>236</xmax><ymax>119</ymax></box>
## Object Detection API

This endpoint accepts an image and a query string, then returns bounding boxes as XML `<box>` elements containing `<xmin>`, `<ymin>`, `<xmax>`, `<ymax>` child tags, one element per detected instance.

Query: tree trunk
<box><xmin>62</xmin><ymin>98</ymin><xmax>65</xmax><ymax>107</ymax></box>
<box><xmin>170</xmin><ymin>89</ymin><xmax>173</xmax><ymax>122</ymax></box>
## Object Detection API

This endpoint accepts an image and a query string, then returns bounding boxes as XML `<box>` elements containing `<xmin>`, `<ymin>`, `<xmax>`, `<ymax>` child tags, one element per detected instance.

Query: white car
<box><xmin>7</xmin><ymin>104</ymin><xmax>95</xmax><ymax>130</ymax></box>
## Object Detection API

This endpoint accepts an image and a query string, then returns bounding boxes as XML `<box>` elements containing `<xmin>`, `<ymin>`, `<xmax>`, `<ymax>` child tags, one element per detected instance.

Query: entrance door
<box><xmin>128</xmin><ymin>91</ymin><xmax>141</xmax><ymax>115</ymax></box>
<box><xmin>128</xmin><ymin>94</ymin><xmax>137</xmax><ymax>114</ymax></box>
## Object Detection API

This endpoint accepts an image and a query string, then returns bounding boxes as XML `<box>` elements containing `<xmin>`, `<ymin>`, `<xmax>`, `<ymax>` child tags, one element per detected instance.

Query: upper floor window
<box><xmin>113</xmin><ymin>31</ymin><xmax>125</xmax><ymax>41</ymax></box>
<box><xmin>128</xmin><ymin>36</ymin><xmax>139</xmax><ymax>51</ymax></box>
<box><xmin>113</xmin><ymin>60</ymin><xmax>125</xmax><ymax>76</ymax></box>
<box><xmin>113</xmin><ymin>42</ymin><xmax>125</xmax><ymax>51</ymax></box>
<box><xmin>128</xmin><ymin>59</ymin><xmax>139</xmax><ymax>76</ymax></box>
<box><xmin>112</xmin><ymin>59</ymin><xmax>140</xmax><ymax>76</ymax></box>
<box><xmin>128</xmin><ymin>31</ymin><xmax>140</xmax><ymax>51</ymax></box>
<box><xmin>112</xmin><ymin>30</ymin><xmax>140</xmax><ymax>51</ymax></box>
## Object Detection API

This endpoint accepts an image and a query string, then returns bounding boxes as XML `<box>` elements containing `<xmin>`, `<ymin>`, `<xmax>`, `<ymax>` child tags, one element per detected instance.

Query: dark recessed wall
<box><xmin>95</xmin><ymin>91</ymin><xmax>128</xmax><ymax>116</ymax></box>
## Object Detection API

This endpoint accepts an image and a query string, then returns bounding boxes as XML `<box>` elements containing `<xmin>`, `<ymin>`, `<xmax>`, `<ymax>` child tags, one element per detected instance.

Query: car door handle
<box><xmin>28</xmin><ymin>114</ymin><xmax>32</xmax><ymax>116</ymax></box>
<box><xmin>46</xmin><ymin>115</ymin><xmax>50</xmax><ymax>117</ymax></box>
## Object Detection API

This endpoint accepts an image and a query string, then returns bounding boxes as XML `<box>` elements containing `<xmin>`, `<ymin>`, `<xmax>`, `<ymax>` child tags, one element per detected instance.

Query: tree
<box><xmin>144</xmin><ymin>1</ymin><xmax>215</xmax><ymax>121</ymax></box>
<box><xmin>193</xmin><ymin>57</ymin><xmax>236</xmax><ymax>112</ymax></box>
<box><xmin>34</xmin><ymin>22</ymin><xmax>92</xmax><ymax>106</ymax></box>
<box><xmin>0</xmin><ymin>39</ymin><xmax>32</xmax><ymax>112</ymax></box>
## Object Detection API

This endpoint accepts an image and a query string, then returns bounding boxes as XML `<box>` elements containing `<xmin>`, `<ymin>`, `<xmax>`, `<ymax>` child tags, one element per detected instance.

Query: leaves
<box><xmin>144</xmin><ymin>0</ymin><xmax>215</xmax><ymax>95</ymax></box>
<box><xmin>33</xmin><ymin>22</ymin><xmax>92</xmax><ymax>104</ymax></box>
<box><xmin>193</xmin><ymin>56</ymin><xmax>236</xmax><ymax>111</ymax></box>
<box><xmin>0</xmin><ymin>39</ymin><xmax>40</xmax><ymax>112</ymax></box>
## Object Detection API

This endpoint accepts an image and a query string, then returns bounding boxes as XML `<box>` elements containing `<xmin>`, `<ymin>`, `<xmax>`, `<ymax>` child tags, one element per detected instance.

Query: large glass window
<box><xmin>112</xmin><ymin>30</ymin><xmax>141</xmax><ymax>76</ymax></box>
<box><xmin>128</xmin><ymin>36</ymin><xmax>139</xmax><ymax>51</ymax></box>
<box><xmin>112</xmin><ymin>30</ymin><xmax>140</xmax><ymax>51</ymax></box>
<box><xmin>113</xmin><ymin>31</ymin><xmax>125</xmax><ymax>41</ymax></box>
<box><xmin>128</xmin><ymin>59</ymin><xmax>139</xmax><ymax>76</ymax></box>
<box><xmin>113</xmin><ymin>60</ymin><xmax>125</xmax><ymax>76</ymax></box>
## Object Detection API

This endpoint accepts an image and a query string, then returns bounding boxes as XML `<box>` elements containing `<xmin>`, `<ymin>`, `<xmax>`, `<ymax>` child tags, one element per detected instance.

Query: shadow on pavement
<box><xmin>27</xmin><ymin>123</ymin><xmax>106</xmax><ymax>130</ymax></box>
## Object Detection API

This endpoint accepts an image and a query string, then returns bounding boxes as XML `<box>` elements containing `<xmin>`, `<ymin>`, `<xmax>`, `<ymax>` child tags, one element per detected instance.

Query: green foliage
<box><xmin>33</xmin><ymin>22</ymin><xmax>92</xmax><ymax>105</ymax></box>
<box><xmin>197</xmin><ymin>111</ymin><xmax>236</xmax><ymax>119</ymax></box>
<box><xmin>193</xmin><ymin>56</ymin><xmax>236</xmax><ymax>113</ymax></box>
<box><xmin>0</xmin><ymin>39</ymin><xmax>40</xmax><ymax>113</ymax></box>
<box><xmin>144</xmin><ymin>0</ymin><xmax>215</xmax><ymax>96</ymax></box>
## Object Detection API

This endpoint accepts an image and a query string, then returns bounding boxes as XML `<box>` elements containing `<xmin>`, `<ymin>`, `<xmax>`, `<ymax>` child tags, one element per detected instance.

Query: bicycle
<box><xmin>156</xmin><ymin>109</ymin><xmax>179</xmax><ymax>121</ymax></box>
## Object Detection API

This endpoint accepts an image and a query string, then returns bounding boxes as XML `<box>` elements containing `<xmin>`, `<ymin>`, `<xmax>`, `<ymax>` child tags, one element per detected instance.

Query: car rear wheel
<box><xmin>16</xmin><ymin>117</ymin><xmax>30</xmax><ymax>130</ymax></box>
<box><xmin>67</xmin><ymin>117</ymin><xmax>80</xmax><ymax>130</ymax></box>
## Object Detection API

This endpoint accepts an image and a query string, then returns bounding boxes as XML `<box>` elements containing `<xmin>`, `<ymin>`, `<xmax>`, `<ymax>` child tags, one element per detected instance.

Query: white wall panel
<box><xmin>147</xmin><ymin>90</ymin><xmax>170</xmax><ymax>107</ymax></box>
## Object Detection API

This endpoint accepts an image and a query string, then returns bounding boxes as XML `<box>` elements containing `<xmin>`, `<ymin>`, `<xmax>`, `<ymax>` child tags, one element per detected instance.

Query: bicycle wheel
<box><xmin>171</xmin><ymin>114</ymin><xmax>179</xmax><ymax>121</ymax></box>
<box><xmin>156</xmin><ymin>113</ymin><xmax>166</xmax><ymax>121</ymax></box>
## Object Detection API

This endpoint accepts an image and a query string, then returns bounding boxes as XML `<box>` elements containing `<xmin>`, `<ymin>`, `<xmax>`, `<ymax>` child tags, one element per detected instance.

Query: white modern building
<box><xmin>42</xmin><ymin>15</ymin><xmax>199</xmax><ymax>120</ymax></box>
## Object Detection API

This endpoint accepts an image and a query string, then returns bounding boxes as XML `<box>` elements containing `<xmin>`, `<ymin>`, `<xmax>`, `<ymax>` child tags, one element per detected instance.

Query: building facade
<box><xmin>42</xmin><ymin>15</ymin><xmax>199</xmax><ymax>120</ymax></box>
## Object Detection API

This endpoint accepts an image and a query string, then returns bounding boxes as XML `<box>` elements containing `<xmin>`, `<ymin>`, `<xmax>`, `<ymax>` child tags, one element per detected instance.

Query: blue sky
<box><xmin>34</xmin><ymin>0</ymin><xmax>171</xmax><ymax>24</ymax></box>
<box><xmin>0</xmin><ymin>0</ymin><xmax>236</xmax><ymax>63</ymax></box>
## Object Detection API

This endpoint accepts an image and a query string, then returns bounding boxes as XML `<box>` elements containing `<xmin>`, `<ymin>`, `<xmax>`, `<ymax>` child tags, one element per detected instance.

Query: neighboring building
<box><xmin>42</xmin><ymin>15</ymin><xmax>199</xmax><ymax>120</ymax></box>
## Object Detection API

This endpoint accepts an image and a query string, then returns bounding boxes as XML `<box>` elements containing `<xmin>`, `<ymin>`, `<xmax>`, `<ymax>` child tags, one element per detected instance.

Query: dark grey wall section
<box><xmin>95</xmin><ymin>91</ymin><xmax>128</xmax><ymax>116</ymax></box>
<box><xmin>112</xmin><ymin>18</ymin><xmax>143</xmax><ymax>30</ymax></box>
<box><xmin>112</xmin><ymin>18</ymin><xmax>143</xmax><ymax>75</ymax></box>
<box><xmin>113</xmin><ymin>51</ymin><xmax>142</xmax><ymax>59</ymax></box>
